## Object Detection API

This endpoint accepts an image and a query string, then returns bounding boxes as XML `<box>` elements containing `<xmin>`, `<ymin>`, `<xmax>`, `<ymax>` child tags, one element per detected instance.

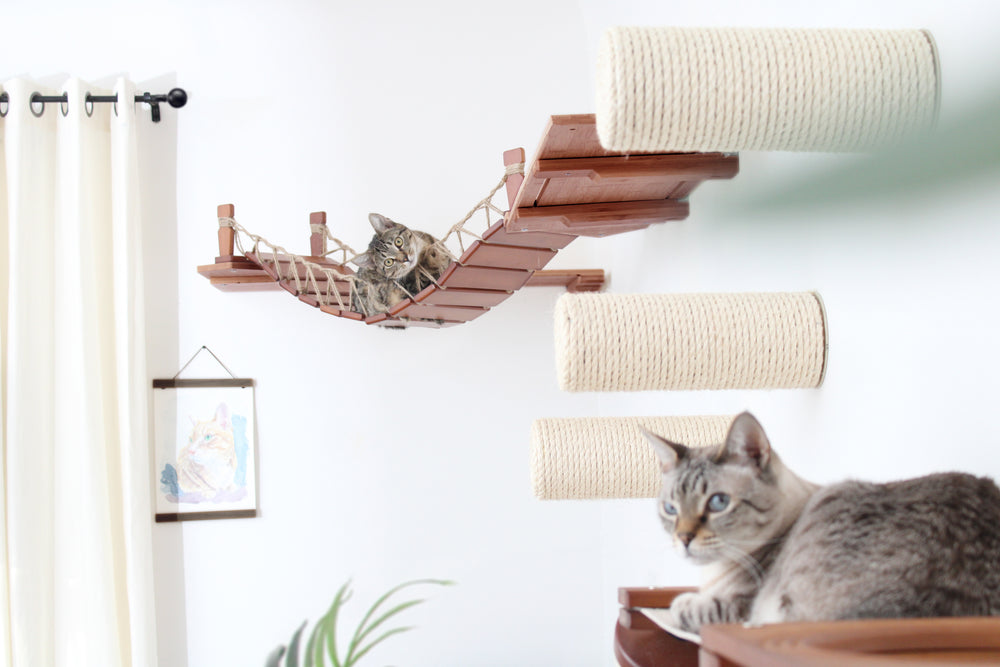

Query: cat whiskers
<box><xmin>716</xmin><ymin>543</ymin><xmax>765</xmax><ymax>586</ymax></box>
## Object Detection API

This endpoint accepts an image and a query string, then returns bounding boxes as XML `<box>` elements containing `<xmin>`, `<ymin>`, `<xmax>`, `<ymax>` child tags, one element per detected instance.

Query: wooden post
<box><xmin>503</xmin><ymin>148</ymin><xmax>525</xmax><ymax>212</ymax></box>
<box><xmin>217</xmin><ymin>203</ymin><xmax>236</xmax><ymax>260</ymax></box>
<box><xmin>309</xmin><ymin>211</ymin><xmax>327</xmax><ymax>258</ymax></box>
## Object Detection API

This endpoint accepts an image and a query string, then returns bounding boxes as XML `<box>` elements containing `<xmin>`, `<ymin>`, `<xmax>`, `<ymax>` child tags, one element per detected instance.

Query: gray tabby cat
<box><xmin>350</xmin><ymin>213</ymin><xmax>452</xmax><ymax>317</ymax></box>
<box><xmin>644</xmin><ymin>412</ymin><xmax>1000</xmax><ymax>634</ymax></box>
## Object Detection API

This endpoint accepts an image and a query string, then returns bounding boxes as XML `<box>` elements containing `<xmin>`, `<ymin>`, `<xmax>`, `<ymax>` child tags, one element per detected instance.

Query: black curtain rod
<box><xmin>0</xmin><ymin>87</ymin><xmax>187</xmax><ymax>123</ymax></box>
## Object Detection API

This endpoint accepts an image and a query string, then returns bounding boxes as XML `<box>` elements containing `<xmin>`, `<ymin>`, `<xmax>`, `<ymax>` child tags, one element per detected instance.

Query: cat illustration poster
<box><xmin>153</xmin><ymin>384</ymin><xmax>257</xmax><ymax>521</ymax></box>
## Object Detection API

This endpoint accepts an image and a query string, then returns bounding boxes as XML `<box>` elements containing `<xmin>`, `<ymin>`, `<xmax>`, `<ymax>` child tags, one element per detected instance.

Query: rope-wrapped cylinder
<box><xmin>555</xmin><ymin>292</ymin><xmax>828</xmax><ymax>392</ymax></box>
<box><xmin>596</xmin><ymin>27</ymin><xmax>940</xmax><ymax>152</ymax></box>
<box><xmin>531</xmin><ymin>415</ymin><xmax>733</xmax><ymax>499</ymax></box>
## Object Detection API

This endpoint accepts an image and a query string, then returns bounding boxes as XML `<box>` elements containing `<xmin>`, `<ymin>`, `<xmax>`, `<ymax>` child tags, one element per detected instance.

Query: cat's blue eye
<box><xmin>661</xmin><ymin>501</ymin><xmax>678</xmax><ymax>516</ymax></box>
<box><xmin>707</xmin><ymin>493</ymin><xmax>730</xmax><ymax>512</ymax></box>
<box><xmin>394</xmin><ymin>237</ymin><xmax>404</xmax><ymax>247</ymax></box>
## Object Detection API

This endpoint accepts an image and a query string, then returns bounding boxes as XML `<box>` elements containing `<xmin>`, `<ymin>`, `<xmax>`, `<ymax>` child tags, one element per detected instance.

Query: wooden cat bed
<box><xmin>198</xmin><ymin>114</ymin><xmax>738</xmax><ymax>328</ymax></box>
<box><xmin>616</xmin><ymin>587</ymin><xmax>1000</xmax><ymax>666</ymax></box>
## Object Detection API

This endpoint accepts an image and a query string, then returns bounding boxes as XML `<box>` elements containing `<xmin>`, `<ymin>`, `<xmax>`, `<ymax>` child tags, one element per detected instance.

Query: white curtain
<box><xmin>0</xmin><ymin>77</ymin><xmax>157</xmax><ymax>666</ymax></box>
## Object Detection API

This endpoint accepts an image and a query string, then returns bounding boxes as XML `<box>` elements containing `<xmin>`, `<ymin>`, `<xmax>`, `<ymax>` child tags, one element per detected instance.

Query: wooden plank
<box><xmin>197</xmin><ymin>258</ymin><xmax>266</xmax><ymax>279</ymax></box>
<box><xmin>208</xmin><ymin>277</ymin><xmax>282</xmax><ymax>292</ymax></box>
<box><xmin>390</xmin><ymin>318</ymin><xmax>462</xmax><ymax>329</ymax></box>
<box><xmin>318</xmin><ymin>305</ymin><xmax>364</xmax><ymax>321</ymax></box>
<box><xmin>206</xmin><ymin>274</ymin><xmax>273</xmax><ymax>285</ymax></box>
<box><xmin>482</xmin><ymin>220</ymin><xmax>574</xmax><ymax>249</ymax></box>
<box><xmin>525</xmin><ymin>269</ymin><xmax>604</xmax><ymax>292</ymax></box>
<box><xmin>619</xmin><ymin>587</ymin><xmax>696</xmax><ymax>609</ymax></box>
<box><xmin>510</xmin><ymin>200</ymin><xmax>688</xmax><ymax>236</ymax></box>
<box><xmin>458</xmin><ymin>241</ymin><xmax>556</xmax><ymax>271</ymax></box>
<box><xmin>393</xmin><ymin>302</ymin><xmax>489</xmax><ymax>323</ymax></box>
<box><xmin>418</xmin><ymin>287</ymin><xmax>512</xmax><ymax>308</ymax></box>
<box><xmin>438</xmin><ymin>264</ymin><xmax>532</xmax><ymax>291</ymax></box>
<box><xmin>535</xmin><ymin>154</ymin><xmax>738</xmax><ymax>182</ymax></box>
<box><xmin>701</xmin><ymin>617</ymin><xmax>1000</xmax><ymax>666</ymax></box>
<box><xmin>536</xmin><ymin>114</ymin><xmax>614</xmax><ymax>159</ymax></box>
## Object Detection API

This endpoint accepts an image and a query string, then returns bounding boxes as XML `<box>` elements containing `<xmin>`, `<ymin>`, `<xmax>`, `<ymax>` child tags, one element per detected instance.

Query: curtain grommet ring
<box><xmin>60</xmin><ymin>99</ymin><xmax>69</xmax><ymax>117</ymax></box>
<box><xmin>0</xmin><ymin>97</ymin><xmax>8</xmax><ymax>118</ymax></box>
<box><xmin>29</xmin><ymin>92</ymin><xmax>45</xmax><ymax>118</ymax></box>
<box><xmin>85</xmin><ymin>94</ymin><xmax>95</xmax><ymax>117</ymax></box>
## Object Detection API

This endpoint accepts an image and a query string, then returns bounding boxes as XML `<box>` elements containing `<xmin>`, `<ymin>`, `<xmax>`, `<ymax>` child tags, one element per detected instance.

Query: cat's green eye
<box><xmin>707</xmin><ymin>493</ymin><xmax>730</xmax><ymax>512</ymax></box>
<box><xmin>384</xmin><ymin>258</ymin><xmax>394</xmax><ymax>267</ymax></box>
<box><xmin>394</xmin><ymin>237</ymin><xmax>404</xmax><ymax>248</ymax></box>
<box><xmin>661</xmin><ymin>501</ymin><xmax>678</xmax><ymax>516</ymax></box>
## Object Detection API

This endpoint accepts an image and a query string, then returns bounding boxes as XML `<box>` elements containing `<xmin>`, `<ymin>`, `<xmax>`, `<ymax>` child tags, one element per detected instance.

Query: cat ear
<box><xmin>368</xmin><ymin>213</ymin><xmax>394</xmax><ymax>233</ymax></box>
<box><xmin>719</xmin><ymin>412</ymin><xmax>772</xmax><ymax>470</ymax></box>
<box><xmin>353</xmin><ymin>252</ymin><xmax>373</xmax><ymax>269</ymax></box>
<box><xmin>642</xmin><ymin>428</ymin><xmax>689</xmax><ymax>473</ymax></box>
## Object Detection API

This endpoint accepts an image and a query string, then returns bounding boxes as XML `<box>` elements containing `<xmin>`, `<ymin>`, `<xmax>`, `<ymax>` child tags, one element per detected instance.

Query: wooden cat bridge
<box><xmin>198</xmin><ymin>114</ymin><xmax>739</xmax><ymax>328</ymax></box>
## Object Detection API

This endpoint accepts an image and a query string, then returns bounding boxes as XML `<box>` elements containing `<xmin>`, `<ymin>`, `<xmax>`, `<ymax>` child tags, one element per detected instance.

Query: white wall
<box><xmin>7</xmin><ymin>1</ymin><xmax>1000</xmax><ymax>665</ymax></box>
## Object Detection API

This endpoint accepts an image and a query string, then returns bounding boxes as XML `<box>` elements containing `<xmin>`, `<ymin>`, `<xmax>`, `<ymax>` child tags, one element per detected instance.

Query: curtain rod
<box><xmin>0</xmin><ymin>87</ymin><xmax>187</xmax><ymax>123</ymax></box>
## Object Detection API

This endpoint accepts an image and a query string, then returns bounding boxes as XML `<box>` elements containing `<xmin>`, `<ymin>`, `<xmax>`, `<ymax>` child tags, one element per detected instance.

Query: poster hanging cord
<box><xmin>172</xmin><ymin>345</ymin><xmax>238</xmax><ymax>380</ymax></box>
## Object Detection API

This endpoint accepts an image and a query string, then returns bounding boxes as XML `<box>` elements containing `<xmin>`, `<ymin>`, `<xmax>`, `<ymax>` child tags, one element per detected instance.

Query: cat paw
<box><xmin>668</xmin><ymin>592</ymin><xmax>707</xmax><ymax>634</ymax></box>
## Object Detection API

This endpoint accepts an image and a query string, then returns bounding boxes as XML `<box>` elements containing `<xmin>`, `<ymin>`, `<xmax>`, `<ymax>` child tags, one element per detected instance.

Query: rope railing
<box><xmin>217</xmin><ymin>161</ymin><xmax>524</xmax><ymax>317</ymax></box>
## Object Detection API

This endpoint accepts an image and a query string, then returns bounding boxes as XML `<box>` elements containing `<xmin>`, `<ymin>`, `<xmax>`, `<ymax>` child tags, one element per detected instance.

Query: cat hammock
<box><xmin>555</xmin><ymin>291</ymin><xmax>828</xmax><ymax>392</ymax></box>
<box><xmin>596</xmin><ymin>27</ymin><xmax>941</xmax><ymax>153</ymax></box>
<box><xmin>198</xmin><ymin>115</ymin><xmax>739</xmax><ymax>328</ymax></box>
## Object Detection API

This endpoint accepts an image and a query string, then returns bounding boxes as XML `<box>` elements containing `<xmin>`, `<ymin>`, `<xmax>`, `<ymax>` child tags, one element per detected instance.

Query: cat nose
<box><xmin>676</xmin><ymin>531</ymin><xmax>696</xmax><ymax>548</ymax></box>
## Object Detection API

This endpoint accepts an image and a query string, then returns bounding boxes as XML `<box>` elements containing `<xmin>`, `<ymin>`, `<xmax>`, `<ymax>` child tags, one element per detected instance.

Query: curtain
<box><xmin>0</xmin><ymin>77</ymin><xmax>157</xmax><ymax>666</ymax></box>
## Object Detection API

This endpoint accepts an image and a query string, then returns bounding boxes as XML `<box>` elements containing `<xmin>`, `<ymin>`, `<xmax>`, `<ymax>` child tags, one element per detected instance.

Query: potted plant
<box><xmin>265</xmin><ymin>578</ymin><xmax>453</xmax><ymax>667</ymax></box>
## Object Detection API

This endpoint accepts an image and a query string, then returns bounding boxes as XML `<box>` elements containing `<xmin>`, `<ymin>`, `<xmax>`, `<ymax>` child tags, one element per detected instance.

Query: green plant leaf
<box><xmin>345</xmin><ymin>626</ymin><xmax>415</xmax><ymax>667</ymax></box>
<box><xmin>303</xmin><ymin>615</ymin><xmax>324</xmax><ymax>667</ymax></box>
<box><xmin>319</xmin><ymin>579</ymin><xmax>353</xmax><ymax>667</ymax></box>
<box><xmin>344</xmin><ymin>579</ymin><xmax>454</xmax><ymax>666</ymax></box>
<box><xmin>286</xmin><ymin>621</ymin><xmax>307</xmax><ymax>667</ymax></box>
<box><xmin>346</xmin><ymin>598</ymin><xmax>425</xmax><ymax>662</ymax></box>
<box><xmin>265</xmin><ymin>645</ymin><xmax>286</xmax><ymax>667</ymax></box>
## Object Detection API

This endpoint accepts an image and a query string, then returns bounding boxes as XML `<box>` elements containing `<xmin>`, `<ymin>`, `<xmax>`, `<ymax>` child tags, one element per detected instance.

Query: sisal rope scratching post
<box><xmin>596</xmin><ymin>27</ymin><xmax>941</xmax><ymax>153</ymax></box>
<box><xmin>531</xmin><ymin>415</ymin><xmax>733</xmax><ymax>500</ymax></box>
<box><xmin>555</xmin><ymin>292</ymin><xmax>828</xmax><ymax>392</ymax></box>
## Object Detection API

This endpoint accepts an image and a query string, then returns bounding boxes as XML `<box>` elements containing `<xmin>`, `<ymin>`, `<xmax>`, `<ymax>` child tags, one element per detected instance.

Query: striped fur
<box><xmin>646</xmin><ymin>412</ymin><xmax>1000</xmax><ymax>634</ymax></box>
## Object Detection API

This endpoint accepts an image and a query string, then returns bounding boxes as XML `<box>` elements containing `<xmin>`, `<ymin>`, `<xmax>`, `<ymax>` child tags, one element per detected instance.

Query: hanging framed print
<box><xmin>152</xmin><ymin>347</ymin><xmax>258</xmax><ymax>522</ymax></box>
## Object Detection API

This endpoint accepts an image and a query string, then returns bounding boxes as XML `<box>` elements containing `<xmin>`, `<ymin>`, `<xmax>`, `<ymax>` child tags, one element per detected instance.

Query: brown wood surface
<box><xmin>700</xmin><ymin>617</ymin><xmax>1000</xmax><ymax>667</ymax></box>
<box><xmin>615</xmin><ymin>609</ymin><xmax>699</xmax><ymax>667</ymax></box>
<box><xmin>208</xmin><ymin>277</ymin><xmax>282</xmax><ymax>292</ymax></box>
<box><xmin>512</xmin><ymin>199</ymin><xmax>689</xmax><ymax>236</ymax></box>
<box><xmin>438</xmin><ymin>264</ymin><xmax>532</xmax><ymax>291</ymax></box>
<box><xmin>506</xmin><ymin>114</ymin><xmax>736</xmax><ymax>240</ymax></box>
<box><xmin>481</xmin><ymin>220</ymin><xmax>575</xmax><ymax>249</ymax></box>
<box><xmin>393</xmin><ymin>302</ymin><xmax>489</xmax><ymax>323</ymax></box>
<box><xmin>503</xmin><ymin>147</ymin><xmax>525</xmax><ymax>210</ymax></box>
<box><xmin>619</xmin><ymin>587</ymin><xmax>697</xmax><ymax>609</ymax></box>
<box><xmin>458</xmin><ymin>241</ymin><xmax>557</xmax><ymax>271</ymax></box>
<box><xmin>417</xmin><ymin>287</ymin><xmax>513</xmax><ymax>308</ymax></box>
<box><xmin>310</xmin><ymin>211</ymin><xmax>327</xmax><ymax>257</ymax></box>
<box><xmin>525</xmin><ymin>269</ymin><xmax>604</xmax><ymax>292</ymax></box>
<box><xmin>199</xmin><ymin>114</ymin><xmax>738</xmax><ymax>328</ymax></box>
<box><xmin>614</xmin><ymin>586</ymin><xmax>1000</xmax><ymax>667</ymax></box>
<box><xmin>537</xmin><ymin>114</ymin><xmax>621</xmax><ymax>159</ymax></box>
<box><xmin>197</xmin><ymin>257</ymin><xmax>263</xmax><ymax>278</ymax></box>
